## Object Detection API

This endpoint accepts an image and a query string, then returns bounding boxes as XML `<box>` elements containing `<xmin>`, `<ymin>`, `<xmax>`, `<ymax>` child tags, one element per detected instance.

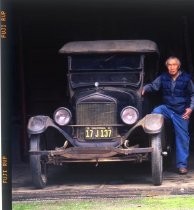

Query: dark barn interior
<box><xmin>2</xmin><ymin>0</ymin><xmax>194</xmax><ymax>162</ymax></box>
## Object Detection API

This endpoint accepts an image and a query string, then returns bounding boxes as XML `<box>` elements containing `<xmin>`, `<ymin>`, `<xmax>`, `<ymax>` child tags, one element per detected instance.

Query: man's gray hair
<box><xmin>165</xmin><ymin>56</ymin><xmax>181</xmax><ymax>67</ymax></box>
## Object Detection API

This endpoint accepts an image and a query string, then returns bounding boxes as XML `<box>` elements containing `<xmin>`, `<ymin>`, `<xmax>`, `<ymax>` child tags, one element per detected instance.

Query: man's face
<box><xmin>166</xmin><ymin>58</ymin><xmax>180</xmax><ymax>76</ymax></box>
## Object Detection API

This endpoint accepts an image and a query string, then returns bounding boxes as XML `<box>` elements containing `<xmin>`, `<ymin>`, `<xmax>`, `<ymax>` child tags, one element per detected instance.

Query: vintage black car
<box><xmin>28</xmin><ymin>40</ymin><xmax>168</xmax><ymax>188</ymax></box>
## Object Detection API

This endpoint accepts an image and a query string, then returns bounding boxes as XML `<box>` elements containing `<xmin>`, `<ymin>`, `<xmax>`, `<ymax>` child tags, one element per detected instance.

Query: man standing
<box><xmin>142</xmin><ymin>56</ymin><xmax>194</xmax><ymax>174</ymax></box>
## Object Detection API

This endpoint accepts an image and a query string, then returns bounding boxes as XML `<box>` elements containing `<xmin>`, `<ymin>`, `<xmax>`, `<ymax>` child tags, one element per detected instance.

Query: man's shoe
<box><xmin>178</xmin><ymin>168</ymin><xmax>188</xmax><ymax>175</ymax></box>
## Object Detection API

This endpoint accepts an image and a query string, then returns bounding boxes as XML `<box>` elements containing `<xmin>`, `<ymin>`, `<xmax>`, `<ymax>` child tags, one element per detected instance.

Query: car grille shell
<box><xmin>76</xmin><ymin>99</ymin><xmax>117</xmax><ymax>140</ymax></box>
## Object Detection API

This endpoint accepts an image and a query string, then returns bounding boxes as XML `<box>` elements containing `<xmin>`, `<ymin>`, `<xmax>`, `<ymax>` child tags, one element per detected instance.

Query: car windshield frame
<box><xmin>68</xmin><ymin>53</ymin><xmax>143</xmax><ymax>71</ymax></box>
<box><xmin>68</xmin><ymin>70</ymin><xmax>143</xmax><ymax>89</ymax></box>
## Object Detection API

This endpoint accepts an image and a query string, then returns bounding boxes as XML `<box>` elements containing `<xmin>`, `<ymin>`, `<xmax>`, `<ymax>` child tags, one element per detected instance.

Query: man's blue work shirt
<box><xmin>143</xmin><ymin>71</ymin><xmax>194</xmax><ymax>112</ymax></box>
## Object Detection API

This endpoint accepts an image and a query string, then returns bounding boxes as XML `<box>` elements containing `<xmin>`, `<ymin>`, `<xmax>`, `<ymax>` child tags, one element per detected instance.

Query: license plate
<box><xmin>85</xmin><ymin>127</ymin><xmax>113</xmax><ymax>139</ymax></box>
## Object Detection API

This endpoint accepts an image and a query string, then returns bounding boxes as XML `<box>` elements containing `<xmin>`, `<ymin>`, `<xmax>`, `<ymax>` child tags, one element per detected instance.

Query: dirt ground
<box><xmin>12</xmin><ymin>153</ymin><xmax>194</xmax><ymax>201</ymax></box>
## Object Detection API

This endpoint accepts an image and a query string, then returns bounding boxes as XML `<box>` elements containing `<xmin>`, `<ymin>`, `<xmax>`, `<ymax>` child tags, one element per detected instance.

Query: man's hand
<box><xmin>141</xmin><ymin>88</ymin><xmax>145</xmax><ymax>96</ymax></box>
<box><xmin>182</xmin><ymin>108</ymin><xmax>193</xmax><ymax>120</ymax></box>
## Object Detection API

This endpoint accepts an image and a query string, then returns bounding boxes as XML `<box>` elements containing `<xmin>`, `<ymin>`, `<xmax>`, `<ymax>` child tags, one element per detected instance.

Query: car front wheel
<box><xmin>151</xmin><ymin>132</ymin><xmax>163</xmax><ymax>186</ymax></box>
<box><xmin>30</xmin><ymin>134</ymin><xmax>48</xmax><ymax>189</ymax></box>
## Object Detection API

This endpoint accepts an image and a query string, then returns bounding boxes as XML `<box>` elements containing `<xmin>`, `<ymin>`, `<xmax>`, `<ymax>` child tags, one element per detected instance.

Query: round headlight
<box><xmin>54</xmin><ymin>107</ymin><xmax>72</xmax><ymax>126</ymax></box>
<box><xmin>121</xmin><ymin>106</ymin><xmax>139</xmax><ymax>125</ymax></box>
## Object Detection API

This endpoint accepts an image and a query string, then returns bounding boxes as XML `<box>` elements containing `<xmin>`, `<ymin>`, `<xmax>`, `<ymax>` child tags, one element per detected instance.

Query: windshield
<box><xmin>69</xmin><ymin>54</ymin><xmax>141</xmax><ymax>70</ymax></box>
<box><xmin>69</xmin><ymin>72</ymin><xmax>142</xmax><ymax>88</ymax></box>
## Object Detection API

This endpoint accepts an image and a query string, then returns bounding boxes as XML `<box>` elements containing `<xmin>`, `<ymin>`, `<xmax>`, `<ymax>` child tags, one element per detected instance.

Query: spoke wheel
<box><xmin>30</xmin><ymin>134</ymin><xmax>48</xmax><ymax>189</ymax></box>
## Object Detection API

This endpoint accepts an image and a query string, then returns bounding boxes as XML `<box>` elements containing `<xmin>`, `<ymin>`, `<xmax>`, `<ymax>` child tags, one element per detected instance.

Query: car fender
<box><xmin>142</xmin><ymin>114</ymin><xmax>164</xmax><ymax>134</ymax></box>
<box><xmin>27</xmin><ymin>115</ymin><xmax>77</xmax><ymax>145</ymax></box>
<box><xmin>27</xmin><ymin>116</ymin><xmax>50</xmax><ymax>134</ymax></box>
<box><xmin>123</xmin><ymin>113</ymin><xmax>164</xmax><ymax>139</ymax></box>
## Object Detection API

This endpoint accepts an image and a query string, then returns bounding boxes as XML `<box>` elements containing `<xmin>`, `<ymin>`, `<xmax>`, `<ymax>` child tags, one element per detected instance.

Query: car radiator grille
<box><xmin>76</xmin><ymin>102</ymin><xmax>117</xmax><ymax>140</ymax></box>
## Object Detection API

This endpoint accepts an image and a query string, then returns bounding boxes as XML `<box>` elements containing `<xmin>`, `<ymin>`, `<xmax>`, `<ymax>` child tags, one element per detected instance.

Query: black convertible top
<box><xmin>59</xmin><ymin>40</ymin><xmax>159</xmax><ymax>54</ymax></box>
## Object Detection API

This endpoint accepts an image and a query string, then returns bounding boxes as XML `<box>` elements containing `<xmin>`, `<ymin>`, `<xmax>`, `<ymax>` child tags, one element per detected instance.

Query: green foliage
<box><xmin>12</xmin><ymin>195</ymin><xmax>194</xmax><ymax>210</ymax></box>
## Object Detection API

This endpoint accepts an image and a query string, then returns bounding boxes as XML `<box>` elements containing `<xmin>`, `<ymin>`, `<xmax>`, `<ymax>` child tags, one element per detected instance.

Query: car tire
<box><xmin>151</xmin><ymin>132</ymin><xmax>163</xmax><ymax>186</ymax></box>
<box><xmin>30</xmin><ymin>134</ymin><xmax>48</xmax><ymax>189</ymax></box>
